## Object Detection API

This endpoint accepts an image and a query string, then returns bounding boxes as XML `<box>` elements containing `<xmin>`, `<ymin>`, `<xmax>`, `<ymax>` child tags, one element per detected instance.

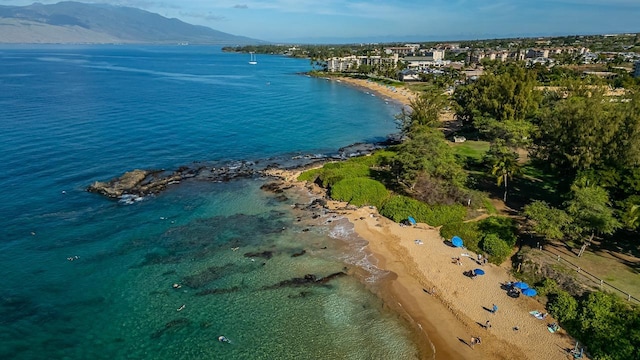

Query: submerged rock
<box><xmin>262</xmin><ymin>271</ymin><xmax>347</xmax><ymax>290</ymax></box>
<box><xmin>195</xmin><ymin>286</ymin><xmax>241</xmax><ymax>296</ymax></box>
<box><xmin>244</xmin><ymin>251</ymin><xmax>274</xmax><ymax>260</ymax></box>
<box><xmin>150</xmin><ymin>318</ymin><xmax>190</xmax><ymax>339</ymax></box>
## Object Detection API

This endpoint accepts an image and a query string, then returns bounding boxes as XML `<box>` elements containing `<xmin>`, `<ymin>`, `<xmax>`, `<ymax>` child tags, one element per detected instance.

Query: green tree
<box><xmin>391</xmin><ymin>127</ymin><xmax>466</xmax><ymax>191</ymax></box>
<box><xmin>396</xmin><ymin>90</ymin><xmax>447</xmax><ymax>132</ymax></box>
<box><xmin>453</xmin><ymin>62</ymin><xmax>541</xmax><ymax>126</ymax></box>
<box><xmin>618</xmin><ymin>196</ymin><xmax>640</xmax><ymax>230</ymax></box>
<box><xmin>576</xmin><ymin>292</ymin><xmax>637</xmax><ymax>360</ymax></box>
<box><xmin>475</xmin><ymin>117</ymin><xmax>537</xmax><ymax>149</ymax></box>
<box><xmin>523</xmin><ymin>201</ymin><xmax>572</xmax><ymax>240</ymax></box>
<box><xmin>547</xmin><ymin>290</ymin><xmax>578</xmax><ymax>322</ymax></box>
<box><xmin>533</xmin><ymin>87</ymin><xmax>640</xmax><ymax>182</ymax></box>
<box><xmin>565</xmin><ymin>182</ymin><xmax>620</xmax><ymax>243</ymax></box>
<box><xmin>486</xmin><ymin>143</ymin><xmax>521</xmax><ymax>202</ymax></box>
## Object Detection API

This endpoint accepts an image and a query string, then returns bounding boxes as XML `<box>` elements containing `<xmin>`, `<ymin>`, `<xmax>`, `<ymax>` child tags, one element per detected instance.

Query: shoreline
<box><xmin>266</xmin><ymin>159</ymin><xmax>577</xmax><ymax>359</ymax></box>
<box><xmin>323</xmin><ymin>75</ymin><xmax>418</xmax><ymax>107</ymax></box>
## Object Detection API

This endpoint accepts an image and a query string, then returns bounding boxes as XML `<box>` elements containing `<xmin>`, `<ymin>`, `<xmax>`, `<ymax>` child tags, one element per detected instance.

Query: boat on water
<box><xmin>248</xmin><ymin>52</ymin><xmax>257</xmax><ymax>65</ymax></box>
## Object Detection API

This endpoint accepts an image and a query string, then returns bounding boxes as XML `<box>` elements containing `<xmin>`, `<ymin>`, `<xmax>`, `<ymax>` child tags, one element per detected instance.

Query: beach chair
<box><xmin>570</xmin><ymin>342</ymin><xmax>584</xmax><ymax>359</ymax></box>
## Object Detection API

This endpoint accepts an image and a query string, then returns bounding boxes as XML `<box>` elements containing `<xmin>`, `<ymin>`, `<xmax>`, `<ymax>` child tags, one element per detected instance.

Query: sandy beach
<box><xmin>266</xmin><ymin>134</ymin><xmax>578</xmax><ymax>359</ymax></box>
<box><xmin>343</xmin><ymin>205</ymin><xmax>577</xmax><ymax>359</ymax></box>
<box><xmin>331</xmin><ymin>76</ymin><xmax>418</xmax><ymax>106</ymax></box>
<box><xmin>266</xmin><ymin>77</ymin><xmax>579</xmax><ymax>359</ymax></box>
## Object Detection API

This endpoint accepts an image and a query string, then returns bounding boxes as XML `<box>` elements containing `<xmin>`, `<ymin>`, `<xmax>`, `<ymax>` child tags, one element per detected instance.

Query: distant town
<box><xmin>224</xmin><ymin>33</ymin><xmax>640</xmax><ymax>83</ymax></box>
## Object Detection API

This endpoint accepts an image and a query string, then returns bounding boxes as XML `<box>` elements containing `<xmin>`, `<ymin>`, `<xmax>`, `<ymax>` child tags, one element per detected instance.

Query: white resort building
<box><xmin>326</xmin><ymin>53</ymin><xmax>399</xmax><ymax>72</ymax></box>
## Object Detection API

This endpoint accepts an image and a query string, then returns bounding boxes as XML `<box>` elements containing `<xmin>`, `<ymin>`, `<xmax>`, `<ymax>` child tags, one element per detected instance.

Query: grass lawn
<box><xmin>543</xmin><ymin>240</ymin><xmax>640</xmax><ymax>302</ymax></box>
<box><xmin>450</xmin><ymin>140</ymin><xmax>490</xmax><ymax>161</ymax></box>
<box><xmin>406</xmin><ymin>82</ymin><xmax>440</xmax><ymax>93</ymax></box>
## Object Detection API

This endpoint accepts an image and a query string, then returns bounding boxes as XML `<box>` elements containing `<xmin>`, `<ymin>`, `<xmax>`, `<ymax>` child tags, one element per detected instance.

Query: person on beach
<box><xmin>492</xmin><ymin>304</ymin><xmax>498</xmax><ymax>313</ymax></box>
<box><xmin>485</xmin><ymin>320</ymin><xmax>491</xmax><ymax>329</ymax></box>
<box><xmin>470</xmin><ymin>337</ymin><xmax>476</xmax><ymax>349</ymax></box>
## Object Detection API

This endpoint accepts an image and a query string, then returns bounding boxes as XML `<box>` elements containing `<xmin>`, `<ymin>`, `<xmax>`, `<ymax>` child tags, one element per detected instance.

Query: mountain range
<box><xmin>0</xmin><ymin>1</ymin><xmax>264</xmax><ymax>45</ymax></box>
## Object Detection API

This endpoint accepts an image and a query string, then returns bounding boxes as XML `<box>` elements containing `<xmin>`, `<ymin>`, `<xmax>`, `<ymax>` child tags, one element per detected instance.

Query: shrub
<box><xmin>318</xmin><ymin>162</ymin><xmax>371</xmax><ymax>187</ymax></box>
<box><xmin>298</xmin><ymin>168</ymin><xmax>322</xmax><ymax>182</ymax></box>
<box><xmin>352</xmin><ymin>150</ymin><xmax>396</xmax><ymax>167</ymax></box>
<box><xmin>439</xmin><ymin>222</ymin><xmax>481</xmax><ymax>253</ymax></box>
<box><xmin>477</xmin><ymin>216</ymin><xmax>518</xmax><ymax>247</ymax></box>
<box><xmin>330</xmin><ymin>178</ymin><xmax>389</xmax><ymax>208</ymax></box>
<box><xmin>536</xmin><ymin>278</ymin><xmax>559</xmax><ymax>297</ymax></box>
<box><xmin>481</xmin><ymin>233</ymin><xmax>512</xmax><ymax>264</ymax></box>
<box><xmin>547</xmin><ymin>289</ymin><xmax>578</xmax><ymax>323</ymax></box>
<box><xmin>380</xmin><ymin>195</ymin><xmax>466</xmax><ymax>227</ymax></box>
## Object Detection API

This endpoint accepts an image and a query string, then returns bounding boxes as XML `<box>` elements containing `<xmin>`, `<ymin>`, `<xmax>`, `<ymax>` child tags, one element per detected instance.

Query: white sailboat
<box><xmin>249</xmin><ymin>52</ymin><xmax>257</xmax><ymax>65</ymax></box>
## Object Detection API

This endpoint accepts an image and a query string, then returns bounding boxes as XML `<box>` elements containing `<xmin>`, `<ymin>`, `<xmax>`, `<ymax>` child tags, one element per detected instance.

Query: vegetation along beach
<box><xmin>2</xmin><ymin>1</ymin><xmax>640</xmax><ymax>360</ymax></box>
<box><xmin>251</xmin><ymin>36</ymin><xmax>640</xmax><ymax>360</ymax></box>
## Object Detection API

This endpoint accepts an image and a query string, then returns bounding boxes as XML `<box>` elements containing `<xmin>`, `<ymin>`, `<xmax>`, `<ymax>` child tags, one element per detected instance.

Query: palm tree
<box><xmin>490</xmin><ymin>151</ymin><xmax>520</xmax><ymax>202</ymax></box>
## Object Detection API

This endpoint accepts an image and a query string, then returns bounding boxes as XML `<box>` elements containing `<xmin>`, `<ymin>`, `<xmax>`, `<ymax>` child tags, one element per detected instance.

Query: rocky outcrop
<box><xmin>87</xmin><ymin>162</ymin><xmax>257</xmax><ymax>200</ymax></box>
<box><xmin>87</xmin><ymin>168</ymin><xmax>190</xmax><ymax>199</ymax></box>
<box><xmin>87</xmin><ymin>136</ymin><xmax>399</xmax><ymax>201</ymax></box>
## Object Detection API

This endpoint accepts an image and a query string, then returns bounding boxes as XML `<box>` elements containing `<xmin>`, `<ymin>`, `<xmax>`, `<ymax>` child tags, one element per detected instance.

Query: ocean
<box><xmin>0</xmin><ymin>45</ymin><xmax>429</xmax><ymax>359</ymax></box>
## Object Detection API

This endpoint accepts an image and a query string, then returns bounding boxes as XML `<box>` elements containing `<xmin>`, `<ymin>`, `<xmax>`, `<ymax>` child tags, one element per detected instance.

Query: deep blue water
<box><xmin>0</xmin><ymin>45</ymin><xmax>426</xmax><ymax>359</ymax></box>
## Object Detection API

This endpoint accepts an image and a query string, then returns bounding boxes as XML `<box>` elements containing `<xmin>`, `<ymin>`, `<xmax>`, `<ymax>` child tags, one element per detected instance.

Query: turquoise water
<box><xmin>0</xmin><ymin>45</ymin><xmax>426</xmax><ymax>359</ymax></box>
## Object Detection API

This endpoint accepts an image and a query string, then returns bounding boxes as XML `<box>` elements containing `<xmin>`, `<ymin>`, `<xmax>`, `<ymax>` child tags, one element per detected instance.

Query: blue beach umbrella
<box><xmin>522</xmin><ymin>288</ymin><xmax>537</xmax><ymax>297</ymax></box>
<box><xmin>473</xmin><ymin>269</ymin><xmax>485</xmax><ymax>276</ymax></box>
<box><xmin>407</xmin><ymin>216</ymin><xmax>417</xmax><ymax>225</ymax></box>
<box><xmin>451</xmin><ymin>236</ymin><xmax>464</xmax><ymax>248</ymax></box>
<box><xmin>513</xmin><ymin>282</ymin><xmax>529</xmax><ymax>290</ymax></box>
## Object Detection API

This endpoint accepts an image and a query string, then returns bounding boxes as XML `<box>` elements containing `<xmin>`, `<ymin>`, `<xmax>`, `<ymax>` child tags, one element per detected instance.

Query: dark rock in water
<box><xmin>87</xmin><ymin>169</ymin><xmax>148</xmax><ymax>198</ymax></box>
<box><xmin>87</xmin><ymin>169</ymin><xmax>186</xmax><ymax>199</ymax></box>
<box><xmin>288</xmin><ymin>291</ymin><xmax>312</xmax><ymax>299</ymax></box>
<box><xmin>0</xmin><ymin>294</ymin><xmax>38</xmax><ymax>325</ymax></box>
<box><xmin>195</xmin><ymin>286</ymin><xmax>241</xmax><ymax>296</ymax></box>
<box><xmin>261</xmin><ymin>182</ymin><xmax>292</xmax><ymax>202</ymax></box>
<box><xmin>260</xmin><ymin>182</ymin><xmax>285</xmax><ymax>193</ymax></box>
<box><xmin>244</xmin><ymin>251</ymin><xmax>273</xmax><ymax>260</ymax></box>
<box><xmin>182</xmin><ymin>263</ymin><xmax>237</xmax><ymax>289</ymax></box>
<box><xmin>310</xmin><ymin>198</ymin><xmax>327</xmax><ymax>208</ymax></box>
<box><xmin>273</xmin><ymin>194</ymin><xmax>288</xmax><ymax>202</ymax></box>
<box><xmin>87</xmin><ymin>162</ymin><xmax>259</xmax><ymax>200</ymax></box>
<box><xmin>262</xmin><ymin>271</ymin><xmax>347</xmax><ymax>290</ymax></box>
<box><xmin>291</xmin><ymin>249</ymin><xmax>306</xmax><ymax>257</ymax></box>
<box><xmin>151</xmin><ymin>318</ymin><xmax>190</xmax><ymax>339</ymax></box>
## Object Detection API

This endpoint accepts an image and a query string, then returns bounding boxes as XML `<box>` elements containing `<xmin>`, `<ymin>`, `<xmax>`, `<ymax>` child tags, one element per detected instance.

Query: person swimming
<box><xmin>218</xmin><ymin>335</ymin><xmax>231</xmax><ymax>343</ymax></box>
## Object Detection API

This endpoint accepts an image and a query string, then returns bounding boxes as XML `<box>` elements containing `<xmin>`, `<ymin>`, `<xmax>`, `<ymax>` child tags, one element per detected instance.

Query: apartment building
<box><xmin>325</xmin><ymin>54</ymin><xmax>399</xmax><ymax>72</ymax></box>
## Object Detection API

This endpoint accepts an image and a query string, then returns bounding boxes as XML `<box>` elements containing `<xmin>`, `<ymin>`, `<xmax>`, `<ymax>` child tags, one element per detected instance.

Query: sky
<box><xmin>1</xmin><ymin>0</ymin><xmax>640</xmax><ymax>43</ymax></box>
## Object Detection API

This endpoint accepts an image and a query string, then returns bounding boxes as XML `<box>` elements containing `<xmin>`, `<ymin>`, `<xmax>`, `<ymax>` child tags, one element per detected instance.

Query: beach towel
<box><xmin>529</xmin><ymin>311</ymin><xmax>545</xmax><ymax>320</ymax></box>
<box><xmin>547</xmin><ymin>323</ymin><xmax>560</xmax><ymax>333</ymax></box>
